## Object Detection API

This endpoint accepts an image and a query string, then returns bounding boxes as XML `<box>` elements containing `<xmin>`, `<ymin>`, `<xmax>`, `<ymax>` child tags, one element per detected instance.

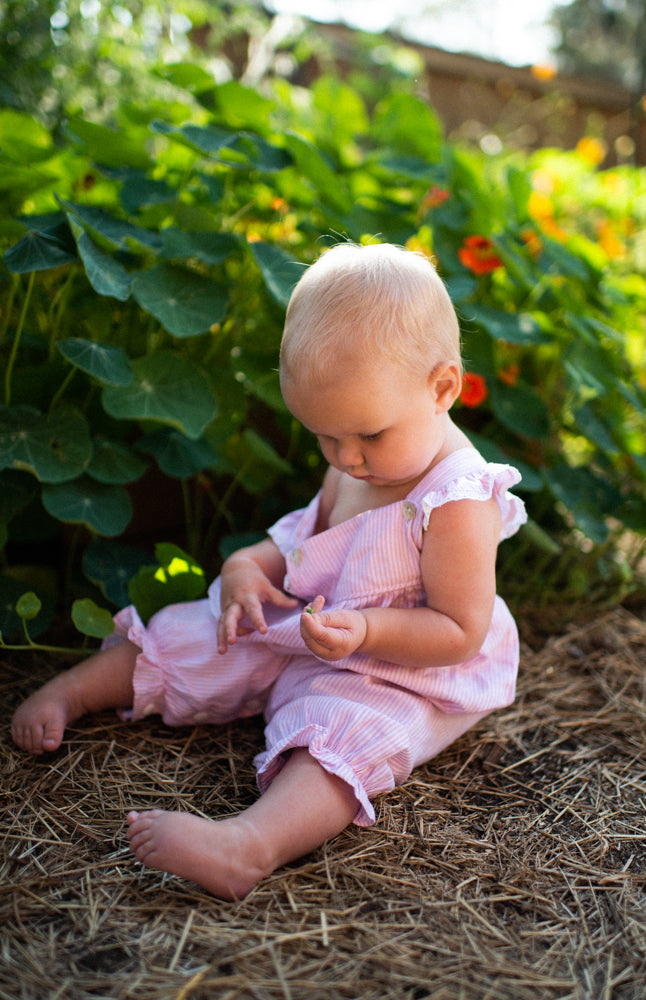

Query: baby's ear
<box><xmin>430</xmin><ymin>362</ymin><xmax>462</xmax><ymax>412</ymax></box>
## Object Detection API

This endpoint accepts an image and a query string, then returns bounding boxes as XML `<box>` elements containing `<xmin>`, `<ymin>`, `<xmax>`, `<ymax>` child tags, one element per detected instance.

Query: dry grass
<box><xmin>2</xmin><ymin>607</ymin><xmax>646</xmax><ymax>1000</ymax></box>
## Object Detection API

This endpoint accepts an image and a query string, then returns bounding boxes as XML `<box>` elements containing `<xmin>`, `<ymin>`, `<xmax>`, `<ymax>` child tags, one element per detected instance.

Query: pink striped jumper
<box><xmin>108</xmin><ymin>446</ymin><xmax>527</xmax><ymax>826</ymax></box>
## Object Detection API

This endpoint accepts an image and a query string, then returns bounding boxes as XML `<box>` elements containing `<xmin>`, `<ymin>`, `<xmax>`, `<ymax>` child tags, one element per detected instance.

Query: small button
<box><xmin>142</xmin><ymin>702</ymin><xmax>156</xmax><ymax>717</ymax></box>
<box><xmin>290</xmin><ymin>548</ymin><xmax>304</xmax><ymax>566</ymax></box>
<box><xmin>402</xmin><ymin>501</ymin><xmax>416</xmax><ymax>521</ymax></box>
<box><xmin>194</xmin><ymin>711</ymin><xmax>209</xmax><ymax>724</ymax></box>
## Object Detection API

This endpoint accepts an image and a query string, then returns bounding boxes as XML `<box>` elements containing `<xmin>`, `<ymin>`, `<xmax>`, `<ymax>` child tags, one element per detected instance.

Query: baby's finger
<box><xmin>304</xmin><ymin>594</ymin><xmax>326</xmax><ymax>615</ymax></box>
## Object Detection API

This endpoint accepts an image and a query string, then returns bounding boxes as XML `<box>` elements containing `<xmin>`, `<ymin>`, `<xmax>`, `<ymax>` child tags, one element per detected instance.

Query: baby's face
<box><xmin>281</xmin><ymin>357</ymin><xmax>458</xmax><ymax>490</ymax></box>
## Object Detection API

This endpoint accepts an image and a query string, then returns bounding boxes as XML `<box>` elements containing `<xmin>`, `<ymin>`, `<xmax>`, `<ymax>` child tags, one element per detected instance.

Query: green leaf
<box><xmin>160</xmin><ymin>229</ymin><xmax>239</xmax><ymax>265</ymax></box>
<box><xmin>87</xmin><ymin>439</ymin><xmax>148</xmax><ymax>485</ymax></box>
<box><xmin>65</xmin><ymin>117</ymin><xmax>150</xmax><ymax>169</ymax></box>
<box><xmin>283</xmin><ymin>132</ymin><xmax>351</xmax><ymax>214</ymax></box>
<box><xmin>0</xmin><ymin>405</ymin><xmax>92</xmax><ymax>483</ymax></box>
<box><xmin>59</xmin><ymin>199</ymin><xmax>161</xmax><ymax>253</ymax></box>
<box><xmin>131</xmin><ymin>265</ymin><xmax>229</xmax><ymax>337</ymax></box>
<box><xmin>545</xmin><ymin>464</ymin><xmax>621</xmax><ymax>543</ymax></box>
<box><xmin>468</xmin><ymin>305</ymin><xmax>550</xmax><ymax>345</ymax></box>
<box><xmin>0</xmin><ymin>110</ymin><xmax>54</xmax><ymax>164</ymax></box>
<box><xmin>83</xmin><ymin>539</ymin><xmax>152</xmax><ymax>608</ymax></box>
<box><xmin>128</xmin><ymin>542</ymin><xmax>206</xmax><ymax>624</ymax></box>
<box><xmin>3</xmin><ymin>223</ymin><xmax>77</xmax><ymax>273</ymax></box>
<box><xmin>102</xmin><ymin>351</ymin><xmax>218</xmax><ymax>440</ymax></box>
<box><xmin>42</xmin><ymin>477</ymin><xmax>132</xmax><ymax>536</ymax></box>
<box><xmin>489</xmin><ymin>382</ymin><xmax>550</xmax><ymax>440</ymax></box>
<box><xmin>249</xmin><ymin>241</ymin><xmax>302</xmax><ymax>308</ymax></box>
<box><xmin>67</xmin><ymin>219</ymin><xmax>132</xmax><ymax>301</ymax></box>
<box><xmin>57</xmin><ymin>338</ymin><xmax>133</xmax><ymax>386</ymax></box>
<box><xmin>372</xmin><ymin>93</ymin><xmax>442</xmax><ymax>160</ymax></box>
<box><xmin>212</xmin><ymin>80</ymin><xmax>276</xmax><ymax>131</ymax></box>
<box><xmin>135</xmin><ymin>427</ymin><xmax>219</xmax><ymax>478</ymax></box>
<box><xmin>16</xmin><ymin>591</ymin><xmax>42</xmax><ymax>620</ymax></box>
<box><xmin>71</xmin><ymin>597</ymin><xmax>115</xmax><ymax>639</ymax></box>
<box><xmin>0</xmin><ymin>574</ymin><xmax>54</xmax><ymax>641</ymax></box>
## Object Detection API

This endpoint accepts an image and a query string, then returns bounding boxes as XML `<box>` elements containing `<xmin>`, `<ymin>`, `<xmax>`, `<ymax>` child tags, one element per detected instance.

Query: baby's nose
<box><xmin>336</xmin><ymin>439</ymin><xmax>363</xmax><ymax>468</ymax></box>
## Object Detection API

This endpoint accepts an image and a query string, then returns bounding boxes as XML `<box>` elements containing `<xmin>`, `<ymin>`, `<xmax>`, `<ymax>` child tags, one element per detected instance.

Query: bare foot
<box><xmin>127</xmin><ymin>809</ymin><xmax>272</xmax><ymax>900</ymax></box>
<box><xmin>11</xmin><ymin>676</ymin><xmax>81</xmax><ymax>754</ymax></box>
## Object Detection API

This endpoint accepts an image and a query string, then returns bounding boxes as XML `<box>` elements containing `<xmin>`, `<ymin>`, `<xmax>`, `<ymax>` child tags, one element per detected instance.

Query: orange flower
<box><xmin>459</xmin><ymin>372</ymin><xmax>488</xmax><ymax>408</ymax></box>
<box><xmin>421</xmin><ymin>185</ymin><xmax>450</xmax><ymax>211</ymax></box>
<box><xmin>520</xmin><ymin>228</ymin><xmax>542</xmax><ymax>258</ymax></box>
<box><xmin>458</xmin><ymin>236</ymin><xmax>503</xmax><ymax>275</ymax></box>
<box><xmin>498</xmin><ymin>364</ymin><xmax>520</xmax><ymax>387</ymax></box>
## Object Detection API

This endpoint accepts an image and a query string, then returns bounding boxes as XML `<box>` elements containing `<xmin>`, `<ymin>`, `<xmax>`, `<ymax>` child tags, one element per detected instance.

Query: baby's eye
<box><xmin>361</xmin><ymin>431</ymin><xmax>383</xmax><ymax>443</ymax></box>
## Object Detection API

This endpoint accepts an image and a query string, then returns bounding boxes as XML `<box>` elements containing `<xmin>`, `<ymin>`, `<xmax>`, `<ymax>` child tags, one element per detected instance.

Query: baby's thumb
<box><xmin>272</xmin><ymin>587</ymin><xmax>299</xmax><ymax>608</ymax></box>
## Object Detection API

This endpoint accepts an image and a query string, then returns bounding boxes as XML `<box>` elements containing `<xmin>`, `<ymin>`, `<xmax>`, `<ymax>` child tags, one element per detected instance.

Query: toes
<box><xmin>41</xmin><ymin>719</ymin><xmax>64</xmax><ymax>752</ymax></box>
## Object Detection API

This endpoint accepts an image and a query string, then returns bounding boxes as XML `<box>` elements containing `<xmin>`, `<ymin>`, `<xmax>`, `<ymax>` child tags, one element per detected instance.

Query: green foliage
<box><xmin>0</xmin><ymin>60</ymin><xmax>645</xmax><ymax>645</ymax></box>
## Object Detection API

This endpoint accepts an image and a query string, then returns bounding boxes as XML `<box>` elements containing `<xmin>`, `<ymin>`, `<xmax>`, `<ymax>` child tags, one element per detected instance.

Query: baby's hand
<box><xmin>300</xmin><ymin>596</ymin><xmax>367</xmax><ymax>661</ymax></box>
<box><xmin>218</xmin><ymin>556</ymin><xmax>298</xmax><ymax>654</ymax></box>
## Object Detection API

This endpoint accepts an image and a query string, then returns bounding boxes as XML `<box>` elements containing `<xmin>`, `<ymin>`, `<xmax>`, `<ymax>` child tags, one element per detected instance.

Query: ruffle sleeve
<box><xmin>421</xmin><ymin>463</ymin><xmax>527</xmax><ymax>540</ymax></box>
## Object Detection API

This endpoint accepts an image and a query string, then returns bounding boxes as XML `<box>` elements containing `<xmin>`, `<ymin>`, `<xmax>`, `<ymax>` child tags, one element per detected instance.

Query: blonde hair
<box><xmin>280</xmin><ymin>242</ymin><xmax>462</xmax><ymax>384</ymax></box>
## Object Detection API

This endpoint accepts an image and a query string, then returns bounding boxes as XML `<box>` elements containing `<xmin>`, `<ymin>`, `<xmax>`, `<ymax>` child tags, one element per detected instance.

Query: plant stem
<box><xmin>0</xmin><ymin>273</ymin><xmax>19</xmax><ymax>347</ymax></box>
<box><xmin>4</xmin><ymin>270</ymin><xmax>35</xmax><ymax>406</ymax></box>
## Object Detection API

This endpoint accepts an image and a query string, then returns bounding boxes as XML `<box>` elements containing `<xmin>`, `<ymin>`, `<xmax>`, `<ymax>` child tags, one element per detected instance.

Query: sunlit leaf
<box><xmin>59</xmin><ymin>198</ymin><xmax>161</xmax><ymax>252</ymax></box>
<box><xmin>283</xmin><ymin>132</ymin><xmax>350</xmax><ymax>213</ymax></box>
<box><xmin>249</xmin><ymin>241</ymin><xmax>302</xmax><ymax>308</ymax></box>
<box><xmin>131</xmin><ymin>264</ymin><xmax>228</xmax><ymax>336</ymax></box>
<box><xmin>65</xmin><ymin>117</ymin><xmax>150</xmax><ymax>169</ymax></box>
<box><xmin>0</xmin><ymin>405</ymin><xmax>92</xmax><ymax>483</ymax></box>
<box><xmin>128</xmin><ymin>542</ymin><xmax>206</xmax><ymax>624</ymax></box>
<box><xmin>468</xmin><ymin>305</ymin><xmax>550</xmax><ymax>345</ymax></box>
<box><xmin>102</xmin><ymin>351</ymin><xmax>217</xmax><ymax>439</ymax></box>
<box><xmin>160</xmin><ymin>228</ymin><xmax>239</xmax><ymax>265</ymax></box>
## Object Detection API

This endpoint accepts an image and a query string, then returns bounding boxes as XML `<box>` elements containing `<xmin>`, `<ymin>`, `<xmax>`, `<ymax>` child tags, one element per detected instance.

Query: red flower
<box><xmin>460</xmin><ymin>372</ymin><xmax>488</xmax><ymax>408</ymax></box>
<box><xmin>458</xmin><ymin>235</ymin><xmax>503</xmax><ymax>275</ymax></box>
<box><xmin>421</xmin><ymin>185</ymin><xmax>450</xmax><ymax>211</ymax></box>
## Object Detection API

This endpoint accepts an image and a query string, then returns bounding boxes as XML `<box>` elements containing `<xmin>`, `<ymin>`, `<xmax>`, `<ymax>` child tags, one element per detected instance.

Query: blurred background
<box><xmin>1</xmin><ymin>0</ymin><xmax>645</xmax><ymax>163</ymax></box>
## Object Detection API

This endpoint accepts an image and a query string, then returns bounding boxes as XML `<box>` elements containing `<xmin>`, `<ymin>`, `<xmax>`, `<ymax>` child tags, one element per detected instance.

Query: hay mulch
<box><xmin>2</xmin><ymin>606</ymin><xmax>646</xmax><ymax>1000</ymax></box>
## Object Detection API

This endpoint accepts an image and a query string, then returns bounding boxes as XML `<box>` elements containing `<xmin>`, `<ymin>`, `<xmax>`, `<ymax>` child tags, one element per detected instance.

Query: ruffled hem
<box><xmin>102</xmin><ymin>605</ymin><xmax>166</xmax><ymax>722</ymax></box>
<box><xmin>255</xmin><ymin>726</ymin><xmax>377</xmax><ymax>827</ymax></box>
<box><xmin>421</xmin><ymin>463</ymin><xmax>526</xmax><ymax>539</ymax></box>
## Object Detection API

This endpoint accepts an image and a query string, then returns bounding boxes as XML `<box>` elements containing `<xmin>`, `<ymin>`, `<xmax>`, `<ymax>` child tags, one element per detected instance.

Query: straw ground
<box><xmin>2</xmin><ymin>606</ymin><xmax>646</xmax><ymax>999</ymax></box>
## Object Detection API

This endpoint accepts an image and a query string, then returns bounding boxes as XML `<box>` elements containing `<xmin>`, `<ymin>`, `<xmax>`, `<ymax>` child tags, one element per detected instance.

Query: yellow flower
<box><xmin>576</xmin><ymin>137</ymin><xmax>606</xmax><ymax>166</ymax></box>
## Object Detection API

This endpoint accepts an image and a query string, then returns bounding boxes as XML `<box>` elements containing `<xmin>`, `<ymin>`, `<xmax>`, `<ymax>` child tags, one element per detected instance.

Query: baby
<box><xmin>12</xmin><ymin>242</ymin><xmax>526</xmax><ymax>900</ymax></box>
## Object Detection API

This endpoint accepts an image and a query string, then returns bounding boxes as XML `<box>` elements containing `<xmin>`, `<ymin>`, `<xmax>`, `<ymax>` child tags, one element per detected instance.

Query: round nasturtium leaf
<box><xmin>134</xmin><ymin>426</ymin><xmax>219</xmax><ymax>478</ymax></box>
<box><xmin>71</xmin><ymin>598</ymin><xmax>115</xmax><ymax>639</ymax></box>
<box><xmin>0</xmin><ymin>404</ymin><xmax>92</xmax><ymax>483</ymax></box>
<box><xmin>57</xmin><ymin>338</ymin><xmax>133</xmax><ymax>386</ymax></box>
<box><xmin>42</xmin><ymin>476</ymin><xmax>132</xmax><ymax>536</ymax></box>
<box><xmin>102</xmin><ymin>351</ymin><xmax>218</xmax><ymax>440</ymax></box>
<box><xmin>131</xmin><ymin>264</ymin><xmax>228</xmax><ymax>337</ymax></box>
<box><xmin>87</xmin><ymin>438</ymin><xmax>148</xmax><ymax>484</ymax></box>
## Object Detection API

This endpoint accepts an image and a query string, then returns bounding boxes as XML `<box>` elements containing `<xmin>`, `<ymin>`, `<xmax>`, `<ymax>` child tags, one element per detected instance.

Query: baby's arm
<box><xmin>218</xmin><ymin>538</ymin><xmax>298</xmax><ymax>653</ymax></box>
<box><xmin>300</xmin><ymin>497</ymin><xmax>501</xmax><ymax>668</ymax></box>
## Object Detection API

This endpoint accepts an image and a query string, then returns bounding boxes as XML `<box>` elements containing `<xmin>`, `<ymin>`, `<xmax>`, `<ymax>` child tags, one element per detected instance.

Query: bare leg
<box><xmin>11</xmin><ymin>641</ymin><xmax>138</xmax><ymax>754</ymax></box>
<box><xmin>127</xmin><ymin>748</ymin><xmax>359</xmax><ymax>900</ymax></box>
